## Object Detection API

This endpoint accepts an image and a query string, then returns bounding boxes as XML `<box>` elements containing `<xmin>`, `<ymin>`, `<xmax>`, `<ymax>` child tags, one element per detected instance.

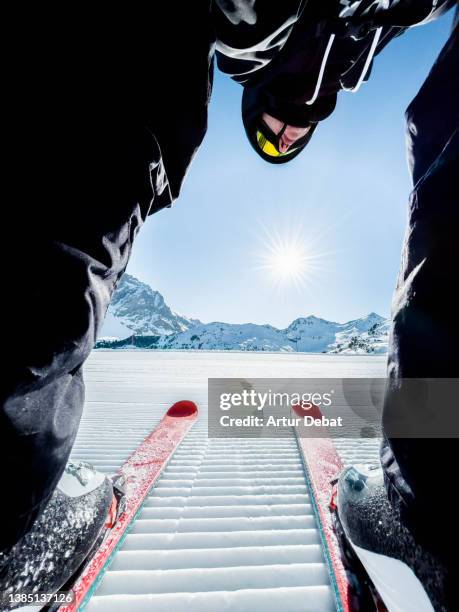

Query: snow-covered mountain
<box><xmin>158</xmin><ymin>322</ymin><xmax>294</xmax><ymax>352</ymax></box>
<box><xmin>98</xmin><ymin>274</ymin><xmax>389</xmax><ymax>354</ymax></box>
<box><xmin>158</xmin><ymin>312</ymin><xmax>388</xmax><ymax>354</ymax></box>
<box><xmin>99</xmin><ymin>274</ymin><xmax>199</xmax><ymax>338</ymax></box>
<box><xmin>328</xmin><ymin>316</ymin><xmax>390</xmax><ymax>355</ymax></box>
<box><xmin>284</xmin><ymin>312</ymin><xmax>388</xmax><ymax>354</ymax></box>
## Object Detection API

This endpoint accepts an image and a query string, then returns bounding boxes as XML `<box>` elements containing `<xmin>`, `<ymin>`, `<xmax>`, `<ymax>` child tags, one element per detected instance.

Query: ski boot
<box><xmin>332</xmin><ymin>464</ymin><xmax>454</xmax><ymax>612</ymax></box>
<box><xmin>0</xmin><ymin>462</ymin><xmax>125</xmax><ymax>611</ymax></box>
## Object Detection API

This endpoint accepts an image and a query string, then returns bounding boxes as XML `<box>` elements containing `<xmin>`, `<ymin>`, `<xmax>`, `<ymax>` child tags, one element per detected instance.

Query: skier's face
<box><xmin>262</xmin><ymin>113</ymin><xmax>311</xmax><ymax>153</ymax></box>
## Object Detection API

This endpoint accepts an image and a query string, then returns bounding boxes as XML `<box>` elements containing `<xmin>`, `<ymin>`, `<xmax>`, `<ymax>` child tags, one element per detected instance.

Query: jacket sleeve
<box><xmin>214</xmin><ymin>0</ymin><xmax>306</xmax><ymax>82</ymax></box>
<box><xmin>245</xmin><ymin>15</ymin><xmax>405</xmax><ymax>125</ymax></box>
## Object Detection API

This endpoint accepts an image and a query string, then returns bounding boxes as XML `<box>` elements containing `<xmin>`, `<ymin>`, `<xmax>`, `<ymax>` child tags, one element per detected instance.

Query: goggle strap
<box><xmin>277</xmin><ymin>123</ymin><xmax>287</xmax><ymax>141</ymax></box>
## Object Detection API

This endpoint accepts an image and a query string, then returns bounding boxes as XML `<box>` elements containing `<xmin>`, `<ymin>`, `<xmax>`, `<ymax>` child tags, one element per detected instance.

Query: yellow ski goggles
<box><xmin>255</xmin><ymin>130</ymin><xmax>300</xmax><ymax>158</ymax></box>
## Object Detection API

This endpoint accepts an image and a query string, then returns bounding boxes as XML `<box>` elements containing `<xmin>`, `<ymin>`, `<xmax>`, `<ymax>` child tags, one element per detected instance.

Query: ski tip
<box><xmin>167</xmin><ymin>400</ymin><xmax>198</xmax><ymax>418</ymax></box>
<box><xmin>292</xmin><ymin>402</ymin><xmax>322</xmax><ymax>419</ymax></box>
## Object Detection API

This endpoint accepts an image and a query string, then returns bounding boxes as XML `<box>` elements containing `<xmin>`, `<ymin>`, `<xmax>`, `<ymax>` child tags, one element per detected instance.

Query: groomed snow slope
<box><xmin>71</xmin><ymin>351</ymin><xmax>385</xmax><ymax>611</ymax></box>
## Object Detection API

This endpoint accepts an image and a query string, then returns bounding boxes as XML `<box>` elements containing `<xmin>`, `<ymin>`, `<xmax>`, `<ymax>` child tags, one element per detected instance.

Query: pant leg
<box><xmin>0</xmin><ymin>123</ymin><xmax>162</xmax><ymax>552</ymax></box>
<box><xmin>1</xmin><ymin>4</ymin><xmax>214</xmax><ymax>553</ymax></box>
<box><xmin>381</xmin><ymin>21</ymin><xmax>459</xmax><ymax>552</ymax></box>
<box><xmin>405</xmin><ymin>17</ymin><xmax>459</xmax><ymax>186</ymax></box>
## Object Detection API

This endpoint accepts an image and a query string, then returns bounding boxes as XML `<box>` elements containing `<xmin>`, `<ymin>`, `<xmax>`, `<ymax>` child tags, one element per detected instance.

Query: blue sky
<box><xmin>128</xmin><ymin>13</ymin><xmax>453</xmax><ymax>328</ymax></box>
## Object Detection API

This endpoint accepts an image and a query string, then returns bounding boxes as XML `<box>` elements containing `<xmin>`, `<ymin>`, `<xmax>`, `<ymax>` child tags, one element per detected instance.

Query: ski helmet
<box><xmin>242</xmin><ymin>86</ymin><xmax>318</xmax><ymax>164</ymax></box>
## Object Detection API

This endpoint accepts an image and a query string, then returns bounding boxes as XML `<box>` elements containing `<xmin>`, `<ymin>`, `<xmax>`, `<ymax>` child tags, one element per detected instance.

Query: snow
<box><xmin>99</xmin><ymin>274</ymin><xmax>199</xmax><ymax>339</ymax></box>
<box><xmin>154</xmin><ymin>315</ymin><xmax>389</xmax><ymax>354</ymax></box>
<box><xmin>72</xmin><ymin>351</ymin><xmax>385</xmax><ymax>611</ymax></box>
<box><xmin>99</xmin><ymin>311</ymin><xmax>133</xmax><ymax>340</ymax></box>
<box><xmin>157</xmin><ymin>322</ymin><xmax>295</xmax><ymax>352</ymax></box>
<box><xmin>99</xmin><ymin>273</ymin><xmax>389</xmax><ymax>354</ymax></box>
<box><xmin>83</xmin><ymin>586</ymin><xmax>335</xmax><ymax>612</ymax></box>
<box><xmin>111</xmin><ymin>544</ymin><xmax>323</xmax><ymax>570</ymax></box>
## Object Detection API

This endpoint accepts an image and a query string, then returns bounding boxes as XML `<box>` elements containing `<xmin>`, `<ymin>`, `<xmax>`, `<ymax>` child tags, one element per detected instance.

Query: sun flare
<box><xmin>268</xmin><ymin>243</ymin><xmax>308</xmax><ymax>281</ymax></box>
<box><xmin>254</xmin><ymin>221</ymin><xmax>332</xmax><ymax>291</ymax></box>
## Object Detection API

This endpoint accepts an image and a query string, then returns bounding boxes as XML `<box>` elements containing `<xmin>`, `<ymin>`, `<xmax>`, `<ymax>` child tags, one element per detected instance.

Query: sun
<box><xmin>268</xmin><ymin>243</ymin><xmax>308</xmax><ymax>282</ymax></box>
<box><xmin>253</xmin><ymin>220</ymin><xmax>331</xmax><ymax>291</ymax></box>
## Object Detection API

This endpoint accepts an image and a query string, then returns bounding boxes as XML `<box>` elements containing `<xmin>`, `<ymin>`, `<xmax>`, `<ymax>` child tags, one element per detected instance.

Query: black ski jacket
<box><xmin>214</xmin><ymin>0</ymin><xmax>455</xmax><ymax>124</ymax></box>
<box><xmin>149</xmin><ymin>1</ymin><xmax>454</xmax><ymax>211</ymax></box>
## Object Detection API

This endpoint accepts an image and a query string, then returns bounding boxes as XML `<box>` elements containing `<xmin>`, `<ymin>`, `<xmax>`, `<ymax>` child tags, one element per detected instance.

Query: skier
<box><xmin>216</xmin><ymin>2</ymin><xmax>459</xmax><ymax>608</ymax></box>
<box><xmin>217</xmin><ymin>1</ymin><xmax>456</xmax><ymax>166</ymax></box>
<box><xmin>1</xmin><ymin>1</ymin><xmax>457</xmax><ymax>608</ymax></box>
<box><xmin>335</xmin><ymin>19</ymin><xmax>459</xmax><ymax>612</ymax></box>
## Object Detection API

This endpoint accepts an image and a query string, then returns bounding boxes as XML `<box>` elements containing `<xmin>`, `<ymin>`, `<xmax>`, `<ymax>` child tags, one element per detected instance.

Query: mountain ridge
<box><xmin>100</xmin><ymin>274</ymin><xmax>200</xmax><ymax>338</ymax></box>
<box><xmin>98</xmin><ymin>274</ymin><xmax>389</xmax><ymax>355</ymax></box>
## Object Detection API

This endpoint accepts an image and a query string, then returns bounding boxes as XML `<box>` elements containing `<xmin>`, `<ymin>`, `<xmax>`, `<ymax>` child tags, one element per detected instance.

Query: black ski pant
<box><xmin>381</xmin><ymin>16</ymin><xmax>459</xmax><ymax>557</ymax></box>
<box><xmin>0</xmin><ymin>5</ymin><xmax>214</xmax><ymax>553</ymax></box>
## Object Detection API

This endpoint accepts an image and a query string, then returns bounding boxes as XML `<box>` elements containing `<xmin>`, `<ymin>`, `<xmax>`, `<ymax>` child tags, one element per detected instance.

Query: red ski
<box><xmin>293</xmin><ymin>404</ymin><xmax>386</xmax><ymax>612</ymax></box>
<box><xmin>59</xmin><ymin>400</ymin><xmax>198</xmax><ymax>611</ymax></box>
<box><xmin>293</xmin><ymin>403</ymin><xmax>351</xmax><ymax>611</ymax></box>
